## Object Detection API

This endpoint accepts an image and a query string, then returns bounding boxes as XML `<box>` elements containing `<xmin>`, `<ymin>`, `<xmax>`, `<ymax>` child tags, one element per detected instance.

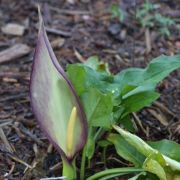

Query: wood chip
<box><xmin>46</xmin><ymin>27</ymin><xmax>71</xmax><ymax>37</ymax></box>
<box><xmin>1</xmin><ymin>23</ymin><xmax>25</xmax><ymax>36</ymax></box>
<box><xmin>0</xmin><ymin>127</ymin><xmax>13</xmax><ymax>153</ymax></box>
<box><xmin>0</xmin><ymin>44</ymin><xmax>31</xmax><ymax>64</ymax></box>
<box><xmin>74</xmin><ymin>48</ymin><xmax>85</xmax><ymax>62</ymax></box>
<box><xmin>2</xmin><ymin>77</ymin><xmax>17</xmax><ymax>83</ymax></box>
<box><xmin>153</xmin><ymin>101</ymin><xmax>175</xmax><ymax>117</ymax></box>
<box><xmin>51</xmin><ymin>38</ymin><xmax>65</xmax><ymax>49</ymax></box>
<box><xmin>148</xmin><ymin>109</ymin><xmax>169</xmax><ymax>126</ymax></box>
<box><xmin>145</xmin><ymin>28</ymin><xmax>151</xmax><ymax>53</ymax></box>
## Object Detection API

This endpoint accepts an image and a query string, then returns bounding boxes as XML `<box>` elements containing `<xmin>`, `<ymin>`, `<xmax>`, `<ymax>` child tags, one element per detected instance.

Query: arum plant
<box><xmin>30</xmin><ymin>10</ymin><xmax>87</xmax><ymax>180</ymax></box>
<box><xmin>30</xmin><ymin>8</ymin><xmax>180</xmax><ymax>180</ymax></box>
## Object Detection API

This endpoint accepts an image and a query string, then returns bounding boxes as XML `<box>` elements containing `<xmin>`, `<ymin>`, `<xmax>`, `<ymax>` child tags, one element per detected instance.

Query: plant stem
<box><xmin>80</xmin><ymin>145</ymin><xmax>87</xmax><ymax>180</ymax></box>
<box><xmin>62</xmin><ymin>157</ymin><xmax>76</xmax><ymax>180</ymax></box>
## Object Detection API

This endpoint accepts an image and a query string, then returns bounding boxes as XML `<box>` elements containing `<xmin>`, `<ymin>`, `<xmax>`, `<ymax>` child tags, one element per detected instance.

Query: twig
<box><xmin>147</xmin><ymin>108</ymin><xmax>168</xmax><ymax>126</ymax></box>
<box><xmin>45</xmin><ymin>27</ymin><xmax>71</xmax><ymax>37</ymax></box>
<box><xmin>145</xmin><ymin>28</ymin><xmax>151</xmax><ymax>53</ymax></box>
<box><xmin>40</xmin><ymin>177</ymin><xmax>66</xmax><ymax>180</ymax></box>
<box><xmin>0</xmin><ymin>120</ymin><xmax>13</xmax><ymax>128</ymax></box>
<box><xmin>0</xmin><ymin>93</ymin><xmax>27</xmax><ymax>102</ymax></box>
<box><xmin>4</xmin><ymin>162</ymin><xmax>15</xmax><ymax>177</ymax></box>
<box><xmin>0</xmin><ymin>127</ymin><xmax>13</xmax><ymax>153</ymax></box>
<box><xmin>49</xmin><ymin>6</ymin><xmax>91</xmax><ymax>15</ymax></box>
<box><xmin>7</xmin><ymin>153</ymin><xmax>32</xmax><ymax>168</ymax></box>
<box><xmin>20</xmin><ymin>125</ymin><xmax>44</xmax><ymax>146</ymax></box>
<box><xmin>153</xmin><ymin>101</ymin><xmax>175</xmax><ymax>117</ymax></box>
<box><xmin>132</xmin><ymin>113</ymin><xmax>147</xmax><ymax>136</ymax></box>
<box><xmin>74</xmin><ymin>48</ymin><xmax>85</xmax><ymax>62</ymax></box>
<box><xmin>49</xmin><ymin>162</ymin><xmax>62</xmax><ymax>171</ymax></box>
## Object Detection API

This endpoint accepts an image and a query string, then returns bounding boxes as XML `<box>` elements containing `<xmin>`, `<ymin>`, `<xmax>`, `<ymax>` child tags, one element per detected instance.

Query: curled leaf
<box><xmin>30</xmin><ymin>13</ymin><xmax>87</xmax><ymax>161</ymax></box>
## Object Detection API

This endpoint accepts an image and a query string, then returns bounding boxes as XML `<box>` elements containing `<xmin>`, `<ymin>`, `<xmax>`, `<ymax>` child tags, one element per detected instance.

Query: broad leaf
<box><xmin>67</xmin><ymin>64</ymin><xmax>118</xmax><ymax>96</ymax></box>
<box><xmin>81</xmin><ymin>88</ymin><xmax>113</xmax><ymax>128</ymax></box>
<box><xmin>30</xmin><ymin>15</ymin><xmax>87</xmax><ymax>161</ymax></box>
<box><xmin>143</xmin><ymin>157</ymin><xmax>167</xmax><ymax>180</ymax></box>
<box><xmin>113</xmin><ymin>125</ymin><xmax>180</xmax><ymax>172</ymax></box>
<box><xmin>121</xmin><ymin>90</ymin><xmax>160</xmax><ymax>117</ymax></box>
<box><xmin>114</xmin><ymin>55</ymin><xmax>180</xmax><ymax>93</ymax></box>
<box><xmin>107</xmin><ymin>133</ymin><xmax>145</xmax><ymax>167</ymax></box>
<box><xmin>148</xmin><ymin>140</ymin><xmax>180</xmax><ymax>162</ymax></box>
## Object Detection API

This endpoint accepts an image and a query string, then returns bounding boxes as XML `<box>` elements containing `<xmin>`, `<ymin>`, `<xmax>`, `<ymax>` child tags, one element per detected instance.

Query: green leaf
<box><xmin>121</xmin><ymin>90</ymin><xmax>160</xmax><ymax>117</ymax></box>
<box><xmin>113</xmin><ymin>125</ymin><xmax>180</xmax><ymax>172</ymax></box>
<box><xmin>81</xmin><ymin>88</ymin><xmax>113</xmax><ymax>128</ymax></box>
<box><xmin>87</xmin><ymin>167</ymin><xmax>144</xmax><ymax>180</ymax></box>
<box><xmin>84</xmin><ymin>56</ymin><xmax>100</xmax><ymax>70</ymax></box>
<box><xmin>107</xmin><ymin>133</ymin><xmax>145</xmax><ymax>167</ymax></box>
<box><xmin>30</xmin><ymin>14</ymin><xmax>87</xmax><ymax>160</ymax></box>
<box><xmin>119</xmin><ymin>115</ymin><xmax>136</xmax><ymax>132</ymax></box>
<box><xmin>114</xmin><ymin>55</ymin><xmax>180</xmax><ymax>93</ymax></box>
<box><xmin>98</xmin><ymin>140</ymin><xmax>112</xmax><ymax>148</ymax></box>
<box><xmin>128</xmin><ymin>172</ymin><xmax>147</xmax><ymax>180</ymax></box>
<box><xmin>148</xmin><ymin>140</ymin><xmax>180</xmax><ymax>162</ymax></box>
<box><xmin>85</xmin><ymin>56</ymin><xmax>110</xmax><ymax>73</ymax></box>
<box><xmin>67</xmin><ymin>64</ymin><xmax>116</xmax><ymax>96</ymax></box>
<box><xmin>143</xmin><ymin>157</ymin><xmax>167</xmax><ymax>180</ymax></box>
<box><xmin>85</xmin><ymin>133</ymin><xmax>95</xmax><ymax>160</ymax></box>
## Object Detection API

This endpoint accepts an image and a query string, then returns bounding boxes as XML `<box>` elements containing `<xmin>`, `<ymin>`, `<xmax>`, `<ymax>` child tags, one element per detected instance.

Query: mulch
<box><xmin>0</xmin><ymin>0</ymin><xmax>179</xmax><ymax>179</ymax></box>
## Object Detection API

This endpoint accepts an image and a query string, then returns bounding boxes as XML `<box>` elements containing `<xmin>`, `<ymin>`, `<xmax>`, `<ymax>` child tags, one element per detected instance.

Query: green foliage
<box><xmin>87</xmin><ymin>167</ymin><xmax>144</xmax><ymax>180</ymax></box>
<box><xmin>107</xmin><ymin>133</ymin><xmax>146</xmax><ymax>167</ymax></box>
<box><xmin>110</xmin><ymin>4</ymin><xmax>125</xmax><ymax>22</ymax></box>
<box><xmin>112</xmin><ymin>125</ymin><xmax>180</xmax><ymax>179</ymax></box>
<box><xmin>136</xmin><ymin>0</ymin><xmax>175</xmax><ymax>36</ymax></box>
<box><xmin>67</xmin><ymin>55</ymin><xmax>180</xmax><ymax>179</ymax></box>
<box><xmin>81</xmin><ymin>88</ymin><xmax>113</xmax><ymax>128</ymax></box>
<box><xmin>67</xmin><ymin>55</ymin><xmax>180</xmax><ymax>131</ymax></box>
<box><xmin>148</xmin><ymin>140</ymin><xmax>180</xmax><ymax>162</ymax></box>
<box><xmin>33</xmin><ymin>12</ymin><xmax>180</xmax><ymax>179</ymax></box>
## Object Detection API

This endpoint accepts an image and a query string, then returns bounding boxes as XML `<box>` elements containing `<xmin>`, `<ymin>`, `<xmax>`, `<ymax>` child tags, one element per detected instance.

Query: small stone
<box><xmin>1</xmin><ymin>23</ymin><xmax>25</xmax><ymax>36</ymax></box>
<box><xmin>108</xmin><ymin>24</ymin><xmax>121</xmax><ymax>36</ymax></box>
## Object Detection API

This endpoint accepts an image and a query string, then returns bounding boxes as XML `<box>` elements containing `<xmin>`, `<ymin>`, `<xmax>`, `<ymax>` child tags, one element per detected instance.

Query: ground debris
<box><xmin>1</xmin><ymin>23</ymin><xmax>25</xmax><ymax>36</ymax></box>
<box><xmin>0</xmin><ymin>44</ymin><xmax>31</xmax><ymax>64</ymax></box>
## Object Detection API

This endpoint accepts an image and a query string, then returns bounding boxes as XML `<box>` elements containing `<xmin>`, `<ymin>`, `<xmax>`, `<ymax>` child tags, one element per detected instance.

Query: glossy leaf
<box><xmin>67</xmin><ymin>63</ymin><xmax>118</xmax><ymax>96</ymax></box>
<box><xmin>107</xmin><ymin>133</ymin><xmax>145</xmax><ymax>167</ymax></box>
<box><xmin>143</xmin><ymin>157</ymin><xmax>167</xmax><ymax>180</ymax></box>
<box><xmin>87</xmin><ymin>167</ymin><xmax>144</xmax><ymax>180</ymax></box>
<box><xmin>81</xmin><ymin>88</ymin><xmax>113</xmax><ymax>128</ymax></box>
<box><xmin>113</xmin><ymin>125</ymin><xmax>180</xmax><ymax>172</ymax></box>
<box><xmin>121</xmin><ymin>89</ymin><xmax>160</xmax><ymax>117</ymax></box>
<box><xmin>30</xmin><ymin>15</ymin><xmax>87</xmax><ymax>161</ymax></box>
<box><xmin>148</xmin><ymin>139</ymin><xmax>180</xmax><ymax>162</ymax></box>
<box><xmin>114</xmin><ymin>55</ymin><xmax>180</xmax><ymax>93</ymax></box>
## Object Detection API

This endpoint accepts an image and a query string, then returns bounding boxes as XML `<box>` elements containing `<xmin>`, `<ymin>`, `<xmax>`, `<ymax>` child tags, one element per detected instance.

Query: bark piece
<box><xmin>0</xmin><ymin>44</ymin><xmax>31</xmax><ymax>64</ymax></box>
<box><xmin>1</xmin><ymin>23</ymin><xmax>25</xmax><ymax>36</ymax></box>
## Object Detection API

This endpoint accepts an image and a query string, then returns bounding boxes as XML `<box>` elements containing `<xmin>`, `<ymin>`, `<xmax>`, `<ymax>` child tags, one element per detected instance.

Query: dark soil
<box><xmin>0</xmin><ymin>0</ymin><xmax>179</xmax><ymax>179</ymax></box>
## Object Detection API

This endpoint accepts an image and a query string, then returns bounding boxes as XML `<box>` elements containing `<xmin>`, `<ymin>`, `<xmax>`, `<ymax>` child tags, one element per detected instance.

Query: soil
<box><xmin>0</xmin><ymin>0</ymin><xmax>179</xmax><ymax>179</ymax></box>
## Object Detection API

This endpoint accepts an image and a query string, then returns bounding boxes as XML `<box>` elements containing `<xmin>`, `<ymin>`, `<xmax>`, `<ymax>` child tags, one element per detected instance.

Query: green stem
<box><xmin>102</xmin><ymin>146</ymin><xmax>107</xmax><ymax>167</ymax></box>
<box><xmin>80</xmin><ymin>145</ymin><xmax>87</xmax><ymax>180</ymax></box>
<box><xmin>62</xmin><ymin>157</ymin><xmax>76</xmax><ymax>180</ymax></box>
<box><xmin>87</xmin><ymin>167</ymin><xmax>143</xmax><ymax>180</ymax></box>
<box><xmin>94</xmin><ymin>127</ymin><xmax>106</xmax><ymax>142</ymax></box>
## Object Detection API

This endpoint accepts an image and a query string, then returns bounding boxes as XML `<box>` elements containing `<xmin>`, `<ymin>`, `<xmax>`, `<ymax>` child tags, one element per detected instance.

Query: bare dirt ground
<box><xmin>0</xmin><ymin>0</ymin><xmax>179</xmax><ymax>179</ymax></box>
